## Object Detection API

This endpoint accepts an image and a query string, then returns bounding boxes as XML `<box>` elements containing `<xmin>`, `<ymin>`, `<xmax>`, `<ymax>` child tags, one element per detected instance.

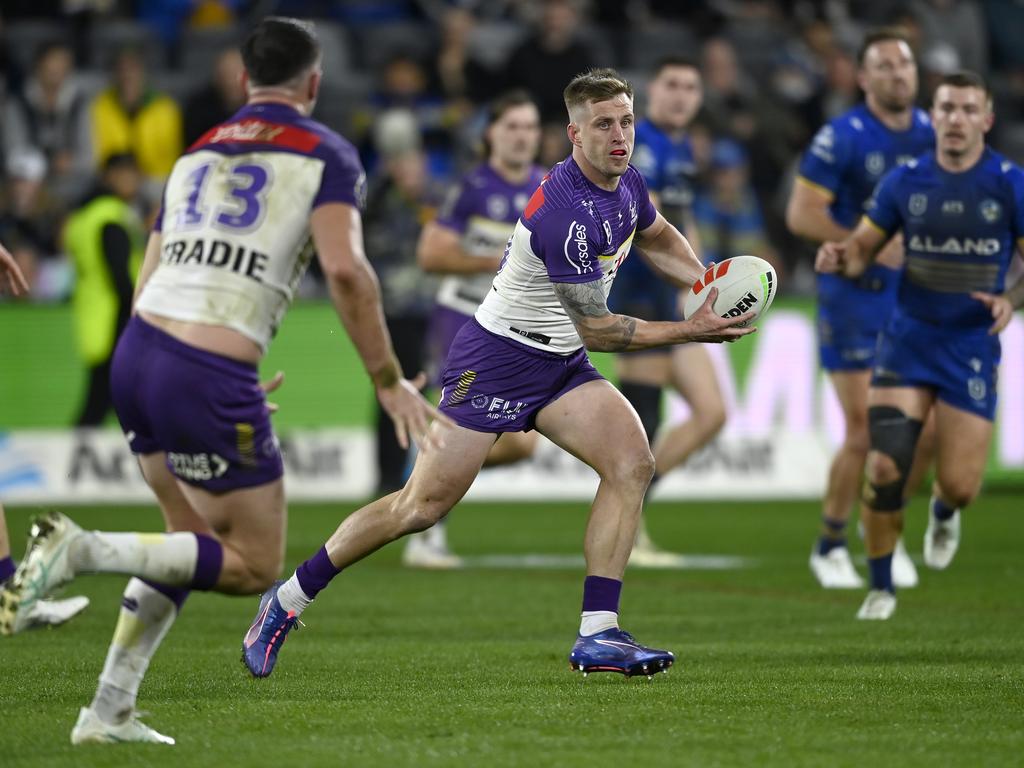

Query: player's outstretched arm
<box><xmin>553</xmin><ymin>281</ymin><xmax>754</xmax><ymax>352</ymax></box>
<box><xmin>815</xmin><ymin>217</ymin><xmax>886</xmax><ymax>278</ymax></box>
<box><xmin>417</xmin><ymin>221</ymin><xmax>501</xmax><ymax>275</ymax></box>
<box><xmin>972</xmin><ymin>245</ymin><xmax>1024</xmax><ymax>334</ymax></box>
<box><xmin>633</xmin><ymin>211</ymin><xmax>704</xmax><ymax>289</ymax></box>
<box><xmin>0</xmin><ymin>241</ymin><xmax>30</xmax><ymax>296</ymax></box>
<box><xmin>312</xmin><ymin>203</ymin><xmax>454</xmax><ymax>449</ymax></box>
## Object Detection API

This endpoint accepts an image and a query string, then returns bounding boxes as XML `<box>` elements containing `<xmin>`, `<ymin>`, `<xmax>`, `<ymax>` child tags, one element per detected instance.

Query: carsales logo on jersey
<box><xmin>564</xmin><ymin>221</ymin><xmax>594</xmax><ymax>274</ymax></box>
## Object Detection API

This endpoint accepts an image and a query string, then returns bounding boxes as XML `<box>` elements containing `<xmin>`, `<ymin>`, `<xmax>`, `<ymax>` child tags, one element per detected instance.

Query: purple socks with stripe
<box><xmin>581</xmin><ymin>575</ymin><xmax>622</xmax><ymax>613</ymax></box>
<box><xmin>190</xmin><ymin>534</ymin><xmax>224</xmax><ymax>590</ymax></box>
<box><xmin>295</xmin><ymin>546</ymin><xmax>343</xmax><ymax>599</ymax></box>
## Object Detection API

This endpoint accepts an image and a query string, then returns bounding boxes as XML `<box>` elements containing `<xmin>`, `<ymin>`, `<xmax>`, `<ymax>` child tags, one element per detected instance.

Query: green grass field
<box><xmin>1</xmin><ymin>495</ymin><xmax>1022</xmax><ymax>768</ymax></box>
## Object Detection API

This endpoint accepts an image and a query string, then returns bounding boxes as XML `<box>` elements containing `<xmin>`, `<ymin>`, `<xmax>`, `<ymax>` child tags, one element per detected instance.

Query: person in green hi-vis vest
<box><xmin>63</xmin><ymin>153</ymin><xmax>145</xmax><ymax>426</ymax></box>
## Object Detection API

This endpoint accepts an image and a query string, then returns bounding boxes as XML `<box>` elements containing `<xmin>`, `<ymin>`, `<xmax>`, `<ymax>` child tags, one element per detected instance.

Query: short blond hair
<box><xmin>563</xmin><ymin>68</ymin><xmax>633</xmax><ymax>118</ymax></box>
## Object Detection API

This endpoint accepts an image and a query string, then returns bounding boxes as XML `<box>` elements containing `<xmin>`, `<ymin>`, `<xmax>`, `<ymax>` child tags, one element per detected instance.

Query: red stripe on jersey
<box><xmin>188</xmin><ymin>120</ymin><xmax>322</xmax><ymax>154</ymax></box>
<box><xmin>716</xmin><ymin>259</ymin><xmax>731</xmax><ymax>279</ymax></box>
<box><xmin>524</xmin><ymin>184</ymin><xmax>546</xmax><ymax>220</ymax></box>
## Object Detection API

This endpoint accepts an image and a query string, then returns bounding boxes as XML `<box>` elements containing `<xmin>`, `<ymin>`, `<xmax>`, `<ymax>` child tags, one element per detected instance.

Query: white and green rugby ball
<box><xmin>682</xmin><ymin>255</ymin><xmax>777</xmax><ymax>327</ymax></box>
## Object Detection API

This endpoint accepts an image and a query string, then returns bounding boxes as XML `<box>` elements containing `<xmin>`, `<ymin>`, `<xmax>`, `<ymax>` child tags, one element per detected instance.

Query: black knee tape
<box><xmin>864</xmin><ymin>405</ymin><xmax>923</xmax><ymax>511</ymax></box>
<box><xmin>620</xmin><ymin>382</ymin><xmax>662</xmax><ymax>444</ymax></box>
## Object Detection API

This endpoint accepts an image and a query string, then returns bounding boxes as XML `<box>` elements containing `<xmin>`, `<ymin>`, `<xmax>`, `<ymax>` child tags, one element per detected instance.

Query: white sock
<box><xmin>426</xmin><ymin>520</ymin><xmax>448</xmax><ymax>549</ymax></box>
<box><xmin>71</xmin><ymin>531</ymin><xmax>198</xmax><ymax>586</ymax></box>
<box><xmin>91</xmin><ymin>579</ymin><xmax>179</xmax><ymax>724</ymax></box>
<box><xmin>276</xmin><ymin>574</ymin><xmax>312</xmax><ymax>616</ymax></box>
<box><xmin>634</xmin><ymin>518</ymin><xmax>654</xmax><ymax>550</ymax></box>
<box><xmin>580</xmin><ymin>610</ymin><xmax>618</xmax><ymax>636</ymax></box>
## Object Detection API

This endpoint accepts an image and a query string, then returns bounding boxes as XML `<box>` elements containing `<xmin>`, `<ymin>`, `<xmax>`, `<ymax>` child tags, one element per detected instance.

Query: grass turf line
<box><xmin>0</xmin><ymin>496</ymin><xmax>1021</xmax><ymax>767</ymax></box>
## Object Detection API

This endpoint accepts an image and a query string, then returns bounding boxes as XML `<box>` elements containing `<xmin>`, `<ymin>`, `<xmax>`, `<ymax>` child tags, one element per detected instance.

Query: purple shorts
<box><xmin>438</xmin><ymin>319</ymin><xmax>604</xmax><ymax>433</ymax></box>
<box><xmin>428</xmin><ymin>306</ymin><xmax>473</xmax><ymax>386</ymax></box>
<box><xmin>111</xmin><ymin>316</ymin><xmax>283</xmax><ymax>493</ymax></box>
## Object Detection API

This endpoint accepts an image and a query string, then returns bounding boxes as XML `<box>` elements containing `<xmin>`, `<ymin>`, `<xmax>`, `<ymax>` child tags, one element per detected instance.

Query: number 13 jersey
<box><xmin>137</xmin><ymin>102</ymin><xmax>366</xmax><ymax>352</ymax></box>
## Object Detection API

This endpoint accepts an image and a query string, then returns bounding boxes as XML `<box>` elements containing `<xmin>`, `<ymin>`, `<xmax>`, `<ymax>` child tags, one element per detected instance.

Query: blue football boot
<box><xmin>569</xmin><ymin>627</ymin><xmax>674</xmax><ymax>678</ymax></box>
<box><xmin>242</xmin><ymin>581</ymin><xmax>301</xmax><ymax>678</ymax></box>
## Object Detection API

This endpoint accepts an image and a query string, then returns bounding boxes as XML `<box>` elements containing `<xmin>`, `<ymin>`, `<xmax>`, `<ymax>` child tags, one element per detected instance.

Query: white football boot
<box><xmin>891</xmin><ymin>537</ymin><xmax>919</xmax><ymax>588</ymax></box>
<box><xmin>401</xmin><ymin>530</ymin><xmax>463</xmax><ymax>569</ymax></box>
<box><xmin>0</xmin><ymin>594</ymin><xmax>89</xmax><ymax>634</ymax></box>
<box><xmin>809</xmin><ymin>545</ymin><xmax>864</xmax><ymax>589</ymax></box>
<box><xmin>924</xmin><ymin>509</ymin><xmax>961</xmax><ymax>570</ymax></box>
<box><xmin>0</xmin><ymin>511</ymin><xmax>83</xmax><ymax>636</ymax></box>
<box><xmin>71</xmin><ymin>707</ymin><xmax>175</xmax><ymax>746</ymax></box>
<box><xmin>856</xmin><ymin>590</ymin><xmax>897</xmax><ymax>620</ymax></box>
<box><xmin>629</xmin><ymin>524</ymin><xmax>688</xmax><ymax>568</ymax></box>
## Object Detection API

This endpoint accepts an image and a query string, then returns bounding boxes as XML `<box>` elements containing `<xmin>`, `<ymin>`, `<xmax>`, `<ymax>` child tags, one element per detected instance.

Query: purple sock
<box><xmin>581</xmin><ymin>575</ymin><xmax>622</xmax><ymax>613</ymax></box>
<box><xmin>140</xmin><ymin>579</ymin><xmax>190</xmax><ymax>611</ymax></box>
<box><xmin>295</xmin><ymin>546</ymin><xmax>342</xmax><ymax>599</ymax></box>
<box><xmin>0</xmin><ymin>556</ymin><xmax>14</xmax><ymax>583</ymax></box>
<box><xmin>189</xmin><ymin>534</ymin><xmax>223</xmax><ymax>590</ymax></box>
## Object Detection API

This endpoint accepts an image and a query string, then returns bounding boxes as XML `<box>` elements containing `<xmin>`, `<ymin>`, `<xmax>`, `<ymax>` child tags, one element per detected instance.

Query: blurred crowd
<box><xmin>2</xmin><ymin>0</ymin><xmax>1023</xmax><ymax>302</ymax></box>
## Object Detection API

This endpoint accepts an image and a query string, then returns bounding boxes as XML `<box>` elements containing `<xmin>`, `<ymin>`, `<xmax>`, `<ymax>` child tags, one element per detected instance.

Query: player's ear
<box><xmin>567</xmin><ymin>122</ymin><xmax>582</xmax><ymax>148</ymax></box>
<box><xmin>240</xmin><ymin>70</ymin><xmax>251</xmax><ymax>98</ymax></box>
<box><xmin>308</xmin><ymin>68</ymin><xmax>321</xmax><ymax>102</ymax></box>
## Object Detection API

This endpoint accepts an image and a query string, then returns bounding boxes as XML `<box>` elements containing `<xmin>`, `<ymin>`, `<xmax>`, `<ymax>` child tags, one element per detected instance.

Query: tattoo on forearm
<box><xmin>552</xmin><ymin>281</ymin><xmax>638</xmax><ymax>351</ymax></box>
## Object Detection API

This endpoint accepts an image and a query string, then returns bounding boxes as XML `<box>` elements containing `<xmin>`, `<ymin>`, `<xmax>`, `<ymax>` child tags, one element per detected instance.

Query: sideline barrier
<box><xmin>2</xmin><ymin>302</ymin><xmax>1022</xmax><ymax>502</ymax></box>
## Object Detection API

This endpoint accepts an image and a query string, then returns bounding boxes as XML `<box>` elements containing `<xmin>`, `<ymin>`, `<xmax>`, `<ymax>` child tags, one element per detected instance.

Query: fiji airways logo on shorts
<box><xmin>471</xmin><ymin>396</ymin><xmax>528</xmax><ymax>420</ymax></box>
<box><xmin>564</xmin><ymin>221</ymin><xmax>594</xmax><ymax>274</ymax></box>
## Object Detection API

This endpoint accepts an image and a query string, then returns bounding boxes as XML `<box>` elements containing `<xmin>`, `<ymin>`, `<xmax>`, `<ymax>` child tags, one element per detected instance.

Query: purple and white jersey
<box><xmin>137</xmin><ymin>102</ymin><xmax>366</xmax><ymax>352</ymax></box>
<box><xmin>434</xmin><ymin>163</ymin><xmax>545</xmax><ymax>316</ymax></box>
<box><xmin>475</xmin><ymin>156</ymin><xmax>657</xmax><ymax>354</ymax></box>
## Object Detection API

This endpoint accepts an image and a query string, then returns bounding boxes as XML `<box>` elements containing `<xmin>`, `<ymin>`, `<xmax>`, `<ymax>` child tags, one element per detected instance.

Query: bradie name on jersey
<box><xmin>161</xmin><ymin>237</ymin><xmax>270</xmax><ymax>283</ymax></box>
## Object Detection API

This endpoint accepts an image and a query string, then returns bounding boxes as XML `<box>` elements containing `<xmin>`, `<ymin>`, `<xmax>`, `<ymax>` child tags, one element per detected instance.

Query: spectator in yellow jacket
<box><xmin>90</xmin><ymin>48</ymin><xmax>183</xmax><ymax>200</ymax></box>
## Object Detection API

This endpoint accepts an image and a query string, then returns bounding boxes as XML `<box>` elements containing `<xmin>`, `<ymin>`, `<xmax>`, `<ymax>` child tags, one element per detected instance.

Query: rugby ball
<box><xmin>682</xmin><ymin>255</ymin><xmax>777</xmax><ymax>327</ymax></box>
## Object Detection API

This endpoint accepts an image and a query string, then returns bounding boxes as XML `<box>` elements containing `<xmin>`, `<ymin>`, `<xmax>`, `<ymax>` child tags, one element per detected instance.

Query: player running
<box><xmin>816</xmin><ymin>71</ymin><xmax>1024</xmax><ymax>619</ymax></box>
<box><xmin>607</xmin><ymin>56</ymin><xmax>726</xmax><ymax>567</ymax></box>
<box><xmin>241</xmin><ymin>68</ymin><xmax>756</xmax><ymax>681</ymax></box>
<box><xmin>402</xmin><ymin>91</ymin><xmax>546</xmax><ymax>568</ymax></box>
<box><xmin>0</xmin><ymin>244</ymin><xmax>89</xmax><ymax>633</ymax></box>
<box><xmin>786</xmin><ymin>28</ymin><xmax>934</xmax><ymax>589</ymax></box>
<box><xmin>0</xmin><ymin>18</ymin><xmax>448</xmax><ymax>744</ymax></box>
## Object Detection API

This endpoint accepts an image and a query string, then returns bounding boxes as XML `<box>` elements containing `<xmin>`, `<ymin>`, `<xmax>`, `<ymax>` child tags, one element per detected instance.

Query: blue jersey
<box><xmin>798</xmin><ymin>103</ymin><xmax>934</xmax><ymax>229</ymax></box>
<box><xmin>609</xmin><ymin>119</ymin><xmax>694</xmax><ymax>324</ymax></box>
<box><xmin>798</xmin><ymin>103</ymin><xmax>934</xmax><ymax>370</ymax></box>
<box><xmin>866</xmin><ymin>147</ymin><xmax>1024</xmax><ymax>330</ymax></box>
<box><xmin>630</xmin><ymin>119</ymin><xmax>697</xmax><ymax>213</ymax></box>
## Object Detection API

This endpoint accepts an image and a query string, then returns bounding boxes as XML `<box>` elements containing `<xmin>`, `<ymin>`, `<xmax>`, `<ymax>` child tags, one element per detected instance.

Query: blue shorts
<box><xmin>111</xmin><ymin>316</ymin><xmax>284</xmax><ymax>492</ymax></box>
<box><xmin>438</xmin><ymin>319</ymin><xmax>604</xmax><ymax>433</ymax></box>
<box><xmin>872</xmin><ymin>311</ymin><xmax>1001</xmax><ymax>421</ymax></box>
<box><xmin>817</xmin><ymin>265</ymin><xmax>899</xmax><ymax>371</ymax></box>
<box><xmin>609</xmin><ymin>252</ymin><xmax>680</xmax><ymax>357</ymax></box>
